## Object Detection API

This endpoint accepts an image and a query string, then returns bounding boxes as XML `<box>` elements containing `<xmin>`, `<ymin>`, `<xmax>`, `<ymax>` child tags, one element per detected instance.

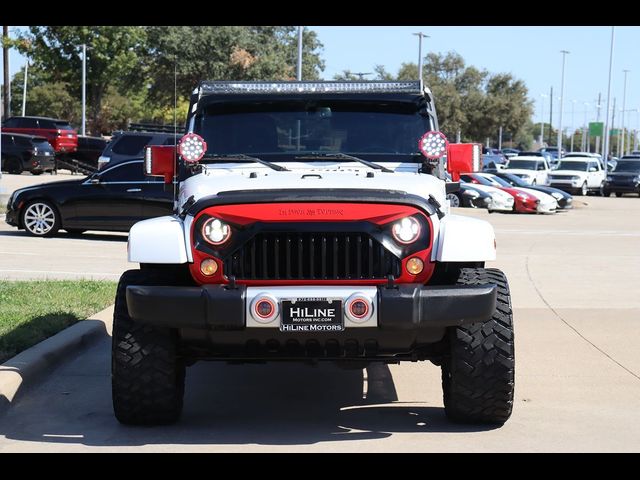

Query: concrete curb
<box><xmin>0</xmin><ymin>305</ymin><xmax>114</xmax><ymax>414</ymax></box>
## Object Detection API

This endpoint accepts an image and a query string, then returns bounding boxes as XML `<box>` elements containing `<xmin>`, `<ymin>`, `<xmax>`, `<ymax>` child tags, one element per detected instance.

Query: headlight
<box><xmin>606</xmin><ymin>176</ymin><xmax>613</xmax><ymax>181</ymax></box>
<box><xmin>551</xmin><ymin>192</ymin><xmax>563</xmax><ymax>200</ymax></box>
<box><xmin>571</xmin><ymin>176</ymin><xmax>581</xmax><ymax>181</ymax></box>
<box><xmin>391</xmin><ymin>216</ymin><xmax>421</xmax><ymax>245</ymax></box>
<box><xmin>202</xmin><ymin>217</ymin><xmax>231</xmax><ymax>245</ymax></box>
<box><xmin>463</xmin><ymin>189</ymin><xmax>480</xmax><ymax>198</ymax></box>
<box><xmin>634</xmin><ymin>176</ymin><xmax>640</xmax><ymax>183</ymax></box>
<box><xmin>516</xmin><ymin>193</ymin><xmax>529</xmax><ymax>200</ymax></box>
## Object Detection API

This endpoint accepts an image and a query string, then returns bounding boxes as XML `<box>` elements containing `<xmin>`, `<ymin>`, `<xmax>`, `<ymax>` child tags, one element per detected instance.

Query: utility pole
<box><xmin>570</xmin><ymin>100</ymin><xmax>576</xmax><ymax>152</ymax></box>
<box><xmin>413</xmin><ymin>32</ymin><xmax>429</xmax><ymax>91</ymax></box>
<box><xmin>540</xmin><ymin>93</ymin><xmax>547</xmax><ymax>145</ymax></box>
<box><xmin>498</xmin><ymin>126</ymin><xmax>503</xmax><ymax>150</ymax></box>
<box><xmin>296</xmin><ymin>26</ymin><xmax>303</xmax><ymax>81</ymax></box>
<box><xmin>621</xmin><ymin>69</ymin><xmax>630</xmax><ymax>156</ymax></box>
<box><xmin>557</xmin><ymin>50</ymin><xmax>570</xmax><ymax>155</ymax></box>
<box><xmin>2</xmin><ymin>26</ymin><xmax>10</xmax><ymax>120</ymax></box>
<box><xmin>611</xmin><ymin>97</ymin><xmax>617</xmax><ymax>157</ymax></box>
<box><xmin>21</xmin><ymin>61</ymin><xmax>28</xmax><ymax>116</ymax></box>
<box><xmin>596</xmin><ymin>92</ymin><xmax>602</xmax><ymax>155</ymax></box>
<box><xmin>602</xmin><ymin>26</ymin><xmax>615</xmax><ymax>171</ymax></box>
<box><xmin>583</xmin><ymin>102</ymin><xmax>589</xmax><ymax>152</ymax></box>
<box><xmin>548</xmin><ymin>86</ymin><xmax>553</xmax><ymax>146</ymax></box>
<box><xmin>81</xmin><ymin>44</ymin><xmax>87</xmax><ymax>136</ymax></box>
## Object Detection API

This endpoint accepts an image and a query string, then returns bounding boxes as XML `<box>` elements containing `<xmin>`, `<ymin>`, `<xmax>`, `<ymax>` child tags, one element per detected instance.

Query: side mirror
<box><xmin>446</xmin><ymin>143</ymin><xmax>482</xmax><ymax>181</ymax></box>
<box><xmin>537</xmin><ymin>164</ymin><xmax>545</xmax><ymax>170</ymax></box>
<box><xmin>145</xmin><ymin>145</ymin><xmax>177</xmax><ymax>184</ymax></box>
<box><xmin>90</xmin><ymin>177</ymin><xmax>100</xmax><ymax>184</ymax></box>
<box><xmin>588</xmin><ymin>167</ymin><xmax>597</xmax><ymax>172</ymax></box>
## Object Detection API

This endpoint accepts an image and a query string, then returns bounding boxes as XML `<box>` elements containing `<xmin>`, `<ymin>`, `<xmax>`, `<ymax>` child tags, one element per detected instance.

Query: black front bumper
<box><xmin>604</xmin><ymin>182</ymin><xmax>639</xmax><ymax>193</ymax></box>
<box><xmin>127</xmin><ymin>284</ymin><xmax>496</xmax><ymax>331</ymax></box>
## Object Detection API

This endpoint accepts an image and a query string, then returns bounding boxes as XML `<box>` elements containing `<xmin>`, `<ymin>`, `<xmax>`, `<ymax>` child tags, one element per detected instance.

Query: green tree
<box><xmin>10</xmin><ymin>66</ymin><xmax>80</xmax><ymax>123</ymax></box>
<box><xmin>16</xmin><ymin>26</ymin><xmax>148</xmax><ymax>133</ymax></box>
<box><xmin>144</xmin><ymin>26</ymin><xmax>324</xmax><ymax>106</ymax></box>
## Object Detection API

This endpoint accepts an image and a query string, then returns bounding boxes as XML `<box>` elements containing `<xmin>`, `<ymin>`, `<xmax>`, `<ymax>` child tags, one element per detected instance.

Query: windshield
<box><xmin>194</xmin><ymin>100</ymin><xmax>431</xmax><ymax>162</ymax></box>
<box><xmin>507</xmin><ymin>159</ymin><xmax>538</xmax><ymax>170</ymax></box>
<box><xmin>54</xmin><ymin>121</ymin><xmax>74</xmax><ymax>130</ymax></box>
<box><xmin>486</xmin><ymin>175</ymin><xmax>511</xmax><ymax>187</ymax></box>
<box><xmin>613</xmin><ymin>161</ymin><xmax>640</xmax><ymax>172</ymax></box>
<box><xmin>498</xmin><ymin>173</ymin><xmax>524</xmax><ymax>186</ymax></box>
<box><xmin>556</xmin><ymin>161</ymin><xmax>589</xmax><ymax>171</ymax></box>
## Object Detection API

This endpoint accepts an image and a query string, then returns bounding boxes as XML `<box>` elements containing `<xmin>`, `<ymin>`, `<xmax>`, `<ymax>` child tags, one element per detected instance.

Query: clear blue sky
<box><xmin>5</xmin><ymin>26</ymin><xmax>640</xmax><ymax>133</ymax></box>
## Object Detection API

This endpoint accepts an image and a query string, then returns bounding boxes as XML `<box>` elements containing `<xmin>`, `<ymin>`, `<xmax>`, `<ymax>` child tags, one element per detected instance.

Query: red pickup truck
<box><xmin>2</xmin><ymin>116</ymin><xmax>78</xmax><ymax>154</ymax></box>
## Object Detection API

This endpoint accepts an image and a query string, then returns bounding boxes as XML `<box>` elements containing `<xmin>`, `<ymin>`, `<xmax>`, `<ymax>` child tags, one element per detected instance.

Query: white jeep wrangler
<box><xmin>112</xmin><ymin>81</ymin><xmax>515</xmax><ymax>426</ymax></box>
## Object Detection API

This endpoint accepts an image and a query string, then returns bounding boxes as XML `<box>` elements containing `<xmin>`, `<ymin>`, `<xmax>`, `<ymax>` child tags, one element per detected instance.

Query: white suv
<box><xmin>548</xmin><ymin>157</ymin><xmax>605</xmax><ymax>196</ymax></box>
<box><xmin>503</xmin><ymin>155</ymin><xmax>551</xmax><ymax>185</ymax></box>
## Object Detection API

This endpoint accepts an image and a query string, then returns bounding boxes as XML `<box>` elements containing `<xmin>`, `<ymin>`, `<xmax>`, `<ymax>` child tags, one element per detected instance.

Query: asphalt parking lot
<box><xmin>1</xmin><ymin>195</ymin><xmax>639</xmax><ymax>452</ymax></box>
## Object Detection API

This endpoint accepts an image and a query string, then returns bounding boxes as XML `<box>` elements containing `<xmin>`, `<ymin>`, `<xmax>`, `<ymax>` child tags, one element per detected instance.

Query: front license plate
<box><xmin>281</xmin><ymin>298</ymin><xmax>343</xmax><ymax>332</ymax></box>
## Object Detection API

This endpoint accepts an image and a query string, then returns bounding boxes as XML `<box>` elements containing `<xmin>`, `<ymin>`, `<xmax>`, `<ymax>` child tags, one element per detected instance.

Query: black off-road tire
<box><xmin>441</xmin><ymin>268</ymin><xmax>515</xmax><ymax>424</ymax></box>
<box><xmin>615</xmin><ymin>192</ymin><xmax>623</xmax><ymax>198</ymax></box>
<box><xmin>112</xmin><ymin>269</ymin><xmax>186</xmax><ymax>425</ymax></box>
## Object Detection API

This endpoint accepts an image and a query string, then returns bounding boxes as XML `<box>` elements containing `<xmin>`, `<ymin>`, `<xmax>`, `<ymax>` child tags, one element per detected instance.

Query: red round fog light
<box><xmin>256</xmin><ymin>300</ymin><xmax>274</xmax><ymax>318</ymax></box>
<box><xmin>250</xmin><ymin>295</ymin><xmax>279</xmax><ymax>324</ymax></box>
<box><xmin>345</xmin><ymin>293</ymin><xmax>373</xmax><ymax>324</ymax></box>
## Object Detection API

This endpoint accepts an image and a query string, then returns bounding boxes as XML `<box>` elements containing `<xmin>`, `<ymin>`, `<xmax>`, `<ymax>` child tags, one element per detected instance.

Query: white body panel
<box><xmin>435</xmin><ymin>214</ymin><xmax>496</xmax><ymax>262</ymax></box>
<box><xmin>128</xmin><ymin>216</ymin><xmax>189</xmax><ymax>264</ymax></box>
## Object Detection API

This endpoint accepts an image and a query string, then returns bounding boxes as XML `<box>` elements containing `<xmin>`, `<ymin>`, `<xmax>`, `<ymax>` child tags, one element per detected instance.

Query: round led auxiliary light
<box><xmin>178</xmin><ymin>133</ymin><xmax>207</xmax><ymax>163</ymax></box>
<box><xmin>418</xmin><ymin>131</ymin><xmax>448</xmax><ymax>159</ymax></box>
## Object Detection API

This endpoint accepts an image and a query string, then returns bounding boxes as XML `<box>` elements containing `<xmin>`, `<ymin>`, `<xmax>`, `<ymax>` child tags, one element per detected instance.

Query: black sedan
<box><xmin>603</xmin><ymin>158</ymin><xmax>640</xmax><ymax>197</ymax></box>
<box><xmin>5</xmin><ymin>159</ymin><xmax>173</xmax><ymax>237</ymax></box>
<box><xmin>486</xmin><ymin>171</ymin><xmax>573</xmax><ymax>209</ymax></box>
<box><xmin>448</xmin><ymin>182</ymin><xmax>493</xmax><ymax>208</ymax></box>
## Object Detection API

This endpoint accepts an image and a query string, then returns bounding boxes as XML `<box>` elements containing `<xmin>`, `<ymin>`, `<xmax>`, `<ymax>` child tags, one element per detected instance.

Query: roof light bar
<box><xmin>199</xmin><ymin>81</ymin><xmax>422</xmax><ymax>96</ymax></box>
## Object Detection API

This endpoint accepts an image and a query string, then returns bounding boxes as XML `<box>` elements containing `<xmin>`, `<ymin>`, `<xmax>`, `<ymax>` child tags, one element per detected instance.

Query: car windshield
<box><xmin>556</xmin><ymin>161</ymin><xmax>589</xmax><ymax>171</ymax></box>
<box><xmin>485</xmin><ymin>175</ymin><xmax>511</xmax><ymax>187</ymax></box>
<box><xmin>498</xmin><ymin>173</ymin><xmax>525</xmax><ymax>186</ymax></box>
<box><xmin>507</xmin><ymin>160</ymin><xmax>537</xmax><ymax>170</ymax></box>
<box><xmin>54</xmin><ymin>121</ymin><xmax>73</xmax><ymax>130</ymax></box>
<box><xmin>33</xmin><ymin>139</ymin><xmax>53</xmax><ymax>150</ymax></box>
<box><xmin>194</xmin><ymin>100</ymin><xmax>431</xmax><ymax>162</ymax></box>
<box><xmin>613</xmin><ymin>160</ymin><xmax>640</xmax><ymax>172</ymax></box>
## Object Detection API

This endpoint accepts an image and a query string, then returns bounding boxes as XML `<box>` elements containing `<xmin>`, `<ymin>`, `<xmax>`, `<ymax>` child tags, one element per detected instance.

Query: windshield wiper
<box><xmin>201</xmin><ymin>153</ymin><xmax>290</xmax><ymax>172</ymax></box>
<box><xmin>294</xmin><ymin>152</ymin><xmax>394</xmax><ymax>173</ymax></box>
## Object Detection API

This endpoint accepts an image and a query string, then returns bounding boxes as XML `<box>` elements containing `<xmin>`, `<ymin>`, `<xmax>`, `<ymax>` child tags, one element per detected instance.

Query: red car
<box><xmin>2</xmin><ymin>116</ymin><xmax>78</xmax><ymax>154</ymax></box>
<box><xmin>461</xmin><ymin>173</ymin><xmax>540</xmax><ymax>213</ymax></box>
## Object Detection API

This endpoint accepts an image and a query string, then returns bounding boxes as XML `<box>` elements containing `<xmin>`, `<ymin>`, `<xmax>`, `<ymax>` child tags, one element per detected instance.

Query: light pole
<box><xmin>413</xmin><ymin>32</ymin><xmax>429</xmax><ymax>91</ymax></box>
<box><xmin>21</xmin><ymin>61</ymin><xmax>28</xmax><ymax>116</ymax></box>
<box><xmin>296</xmin><ymin>26</ymin><xmax>303</xmax><ymax>81</ymax></box>
<box><xmin>81</xmin><ymin>43</ymin><xmax>87</xmax><ymax>136</ymax></box>
<box><xmin>621</xmin><ymin>69</ymin><xmax>630</xmax><ymax>156</ymax></box>
<box><xmin>570</xmin><ymin>99</ymin><xmax>576</xmax><ymax>152</ymax></box>
<box><xmin>583</xmin><ymin>102</ymin><xmax>589</xmax><ymax>151</ymax></box>
<box><xmin>603</xmin><ymin>27</ymin><xmax>615</xmax><ymax>170</ymax></box>
<box><xmin>557</xmin><ymin>50</ymin><xmax>570</xmax><ymax>155</ymax></box>
<box><xmin>540</xmin><ymin>93</ymin><xmax>547</xmax><ymax>145</ymax></box>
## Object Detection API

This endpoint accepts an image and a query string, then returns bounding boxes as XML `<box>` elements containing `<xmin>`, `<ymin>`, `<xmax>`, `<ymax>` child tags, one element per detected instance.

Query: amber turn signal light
<box><xmin>406</xmin><ymin>257</ymin><xmax>424</xmax><ymax>275</ymax></box>
<box><xmin>200</xmin><ymin>258</ymin><xmax>219</xmax><ymax>276</ymax></box>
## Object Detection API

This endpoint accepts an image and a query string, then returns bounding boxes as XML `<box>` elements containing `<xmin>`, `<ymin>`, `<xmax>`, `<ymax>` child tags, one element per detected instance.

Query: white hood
<box><xmin>179</xmin><ymin>161</ymin><xmax>447</xmax><ymax>210</ymax></box>
<box><xmin>503</xmin><ymin>168</ymin><xmax>537</xmax><ymax>176</ymax></box>
<box><xmin>552</xmin><ymin>169</ymin><xmax>587</xmax><ymax>176</ymax></box>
